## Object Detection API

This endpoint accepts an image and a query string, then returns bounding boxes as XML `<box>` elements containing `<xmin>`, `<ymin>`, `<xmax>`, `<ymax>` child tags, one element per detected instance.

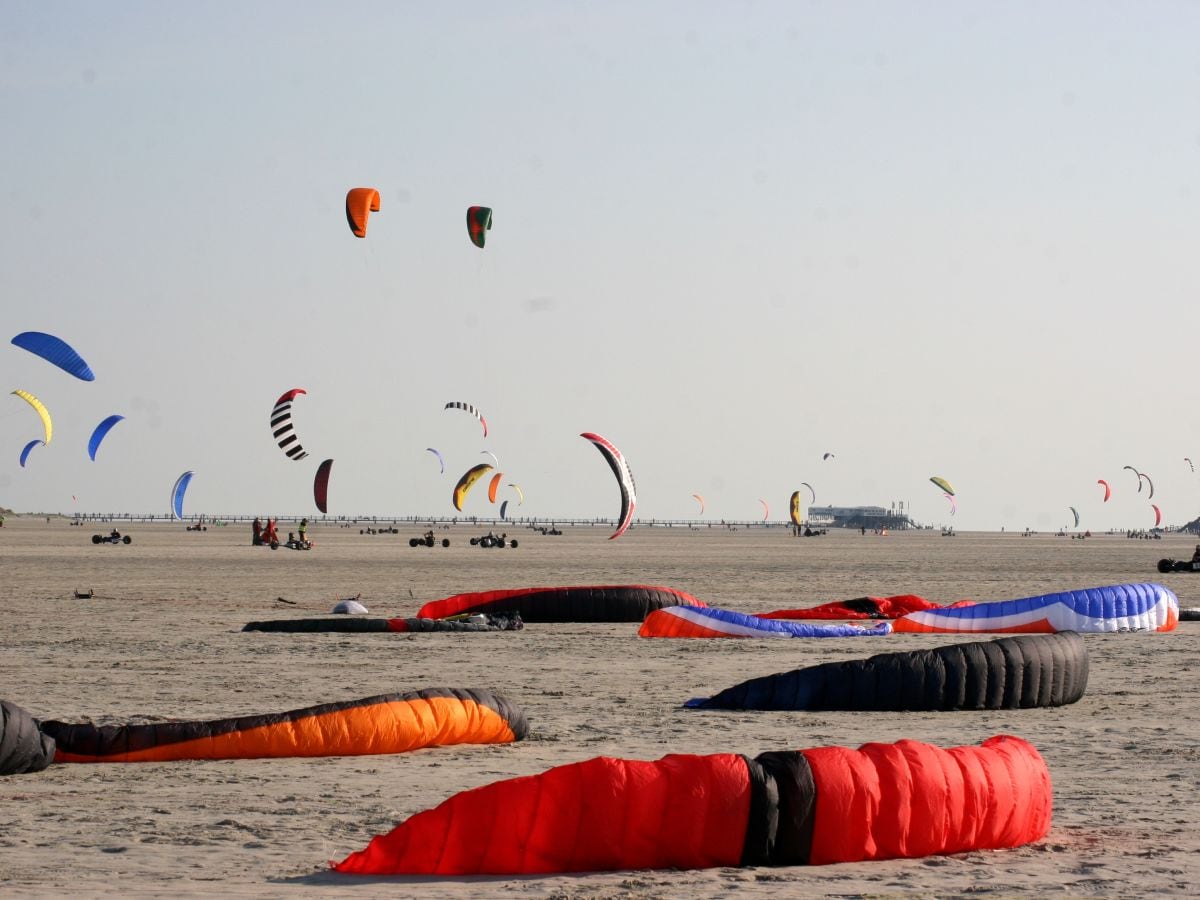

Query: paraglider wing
<box><xmin>929</xmin><ymin>476</ymin><xmax>954</xmax><ymax>496</ymax></box>
<box><xmin>789</xmin><ymin>491</ymin><xmax>802</xmax><ymax>527</ymax></box>
<box><xmin>1152</xmin><ymin>504</ymin><xmax>1162</xmax><ymax>528</ymax></box>
<box><xmin>11</xmin><ymin>390</ymin><xmax>52</xmax><ymax>444</ymax></box>
<box><xmin>11</xmin><ymin>331</ymin><xmax>95</xmax><ymax>382</ymax></box>
<box><xmin>87</xmin><ymin>415</ymin><xmax>125</xmax><ymax>461</ymax></box>
<box><xmin>345</xmin><ymin>187</ymin><xmax>380</xmax><ymax>238</ymax></box>
<box><xmin>1097</xmin><ymin>479</ymin><xmax>1111</xmax><ymax>502</ymax></box>
<box><xmin>314</xmin><ymin>459</ymin><xmax>333</xmax><ymax>514</ymax></box>
<box><xmin>444</xmin><ymin>401</ymin><xmax>487</xmax><ymax>437</ymax></box>
<box><xmin>270</xmin><ymin>389</ymin><xmax>309</xmax><ymax>461</ymax></box>
<box><xmin>693</xmin><ymin>493</ymin><xmax>705</xmax><ymax>515</ymax></box>
<box><xmin>1069</xmin><ymin>506</ymin><xmax>1079</xmax><ymax>529</ymax></box>
<box><xmin>466</xmin><ymin>206</ymin><xmax>492</xmax><ymax>248</ymax></box>
<box><xmin>426</xmin><ymin>447</ymin><xmax>444</xmax><ymax>474</ymax></box>
<box><xmin>1140</xmin><ymin>472</ymin><xmax>1155</xmax><ymax>499</ymax></box>
<box><xmin>487</xmin><ymin>472</ymin><xmax>503</xmax><ymax>504</ymax></box>
<box><xmin>170</xmin><ymin>471</ymin><xmax>194</xmax><ymax>520</ymax></box>
<box><xmin>18</xmin><ymin>439</ymin><xmax>43</xmax><ymax>468</ymax></box>
<box><xmin>452</xmin><ymin>463</ymin><xmax>493</xmax><ymax>511</ymax></box>
<box><xmin>801</xmin><ymin>482</ymin><xmax>816</xmax><ymax>505</ymax></box>
<box><xmin>580</xmin><ymin>432</ymin><xmax>636</xmax><ymax>540</ymax></box>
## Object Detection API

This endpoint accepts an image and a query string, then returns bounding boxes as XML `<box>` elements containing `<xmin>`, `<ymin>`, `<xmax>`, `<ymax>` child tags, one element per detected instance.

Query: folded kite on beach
<box><xmin>639</xmin><ymin>605</ymin><xmax>892</xmax><ymax>638</ymax></box>
<box><xmin>416</xmin><ymin>585</ymin><xmax>705</xmax><ymax>623</ymax></box>
<box><xmin>243</xmin><ymin>615</ymin><xmax>523</xmax><ymax>633</ymax></box>
<box><xmin>26</xmin><ymin>688</ymin><xmax>525</xmax><ymax>765</ymax></box>
<box><xmin>333</xmin><ymin>734</ymin><xmax>1051</xmax><ymax>875</ymax></box>
<box><xmin>757</xmin><ymin>594</ymin><xmax>975</xmax><ymax>620</ymax></box>
<box><xmin>687</xmin><ymin>632</ymin><xmax>1088</xmax><ymax>710</ymax></box>
<box><xmin>892</xmin><ymin>582</ymin><xmax>1178</xmax><ymax>634</ymax></box>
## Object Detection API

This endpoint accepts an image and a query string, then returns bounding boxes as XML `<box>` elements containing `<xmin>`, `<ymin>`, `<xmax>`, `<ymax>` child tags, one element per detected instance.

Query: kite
<box><xmin>37</xmin><ymin>689</ymin><xmax>525</xmax><ymax>763</ymax></box>
<box><xmin>759</xmin><ymin>498</ymin><xmax>769</xmax><ymax>521</ymax></box>
<box><xmin>170</xmin><ymin>471</ymin><xmax>194</xmax><ymax>520</ymax></box>
<box><xmin>929</xmin><ymin>476</ymin><xmax>954</xmax><ymax>496</ymax></box>
<box><xmin>445</xmin><ymin>401</ymin><xmax>487</xmax><ymax>437</ymax></box>
<box><xmin>487</xmin><ymin>472</ymin><xmax>503</xmax><ymax>503</ymax></box>
<box><xmin>416</xmin><ymin>585</ymin><xmax>705</xmax><ymax>623</ymax></box>
<box><xmin>332</xmin><ymin>735</ymin><xmax>1051</xmax><ymax>874</ymax></box>
<box><xmin>822</xmin><ymin>452</ymin><xmax>835</xmax><ymax>460</ymax></box>
<box><xmin>11</xmin><ymin>331</ymin><xmax>95</xmax><ymax>382</ymax></box>
<box><xmin>0</xmin><ymin>700</ymin><xmax>57</xmax><ymax>776</ymax></box>
<box><xmin>580</xmin><ymin>432</ymin><xmax>636</xmax><ymax>540</ymax></box>
<box><xmin>1097</xmin><ymin>479</ymin><xmax>1111</xmax><ymax>502</ymax></box>
<box><xmin>11</xmin><ymin>390</ymin><xmax>51</xmax><ymax>444</ymax></box>
<box><xmin>892</xmin><ymin>582</ymin><xmax>1178</xmax><ymax>634</ymax></box>
<box><xmin>243</xmin><ymin>617</ymin><xmax>523</xmax><ymax>633</ymax></box>
<box><xmin>426</xmin><ymin>448</ymin><xmax>444</xmax><ymax>474</ymax></box>
<box><xmin>639</xmin><ymin>606</ymin><xmax>892</xmax><ymax>639</ymax></box>
<box><xmin>693</xmin><ymin>493</ymin><xmax>705</xmax><ymax>515</ymax></box>
<box><xmin>757</xmin><ymin>594</ymin><xmax>975</xmax><ymax>620</ymax></box>
<box><xmin>789</xmin><ymin>491</ymin><xmax>802</xmax><ymax>526</ymax></box>
<box><xmin>687</xmin><ymin>632</ymin><xmax>1088</xmax><ymax>710</ymax></box>
<box><xmin>1152</xmin><ymin>503</ymin><xmax>1162</xmax><ymax>528</ymax></box>
<box><xmin>314</xmin><ymin>459</ymin><xmax>333</xmax><ymax>514</ymax></box>
<box><xmin>1069</xmin><ymin>506</ymin><xmax>1079</xmax><ymax>529</ymax></box>
<box><xmin>466</xmin><ymin>206</ymin><xmax>492</xmax><ymax>248</ymax></box>
<box><xmin>1187</xmin><ymin>458</ymin><xmax>1195</xmax><ymax>473</ymax></box>
<box><xmin>87</xmin><ymin>415</ymin><xmax>124</xmax><ymax>461</ymax></box>
<box><xmin>270</xmin><ymin>389</ymin><xmax>309</xmax><ymax>461</ymax></box>
<box><xmin>345</xmin><ymin>187</ymin><xmax>380</xmax><ymax>238</ymax></box>
<box><xmin>18</xmin><ymin>439</ymin><xmax>43</xmax><ymax>468</ymax></box>
<box><xmin>452</xmin><ymin>463</ymin><xmax>492</xmax><ymax>511</ymax></box>
<box><xmin>1140</xmin><ymin>472</ymin><xmax>1155</xmax><ymax>499</ymax></box>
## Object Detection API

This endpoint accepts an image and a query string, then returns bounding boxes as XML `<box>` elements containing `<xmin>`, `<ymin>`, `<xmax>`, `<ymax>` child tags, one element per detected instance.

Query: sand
<box><xmin>1</xmin><ymin>517</ymin><xmax>1197</xmax><ymax>898</ymax></box>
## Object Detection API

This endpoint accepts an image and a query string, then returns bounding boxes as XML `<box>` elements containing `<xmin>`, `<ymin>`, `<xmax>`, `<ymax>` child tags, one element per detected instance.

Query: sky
<box><xmin>2</xmin><ymin>1</ymin><xmax>1199</xmax><ymax>531</ymax></box>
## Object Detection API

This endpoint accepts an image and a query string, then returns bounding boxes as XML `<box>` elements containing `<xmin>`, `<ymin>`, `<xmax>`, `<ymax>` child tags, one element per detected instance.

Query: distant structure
<box><xmin>807</xmin><ymin>502</ymin><xmax>915</xmax><ymax>530</ymax></box>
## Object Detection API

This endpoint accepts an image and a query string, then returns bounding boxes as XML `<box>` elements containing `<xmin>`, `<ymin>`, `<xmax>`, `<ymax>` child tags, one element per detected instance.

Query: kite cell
<box><xmin>639</xmin><ymin>606</ymin><xmax>893</xmax><ymax>639</ymax></box>
<box><xmin>687</xmin><ymin>632</ymin><xmax>1088</xmax><ymax>711</ymax></box>
<box><xmin>11</xmin><ymin>390</ymin><xmax>51</xmax><ymax>444</ymax></box>
<box><xmin>892</xmin><ymin>582</ymin><xmax>1178</xmax><ymax>634</ymax></box>
<box><xmin>314</xmin><ymin>459</ymin><xmax>333</xmax><ymax>514</ymax></box>
<box><xmin>466</xmin><ymin>206</ymin><xmax>492</xmax><ymax>248</ymax></box>
<box><xmin>445</xmin><ymin>401</ymin><xmax>487</xmax><ymax>437</ymax></box>
<box><xmin>452</xmin><ymin>463</ymin><xmax>493</xmax><ymax>511</ymax></box>
<box><xmin>333</xmin><ymin>735</ymin><xmax>1051</xmax><ymax>874</ymax></box>
<box><xmin>345</xmin><ymin>187</ymin><xmax>380</xmax><ymax>238</ymax></box>
<box><xmin>18</xmin><ymin>439</ymin><xmax>43</xmax><ymax>468</ymax></box>
<box><xmin>270</xmin><ymin>389</ymin><xmax>309</xmax><ymax>461</ymax></box>
<box><xmin>416</xmin><ymin>585</ymin><xmax>705</xmax><ymax>623</ymax></box>
<box><xmin>39</xmin><ymin>689</ymin><xmax>526</xmax><ymax>763</ymax></box>
<box><xmin>87</xmin><ymin>415</ymin><xmax>125</xmax><ymax>461</ymax></box>
<box><xmin>1</xmin><ymin>700</ymin><xmax>56</xmax><ymax>776</ymax></box>
<box><xmin>1097</xmin><ymin>479</ymin><xmax>1111</xmax><ymax>502</ymax></box>
<box><xmin>580</xmin><ymin>432</ymin><xmax>636</xmax><ymax>539</ymax></box>
<box><xmin>170</xmin><ymin>471</ymin><xmax>194</xmax><ymax>520</ymax></box>
<box><xmin>11</xmin><ymin>331</ymin><xmax>95</xmax><ymax>382</ymax></box>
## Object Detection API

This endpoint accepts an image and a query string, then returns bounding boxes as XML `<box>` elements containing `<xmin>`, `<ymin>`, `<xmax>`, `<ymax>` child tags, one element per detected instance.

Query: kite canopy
<box><xmin>639</xmin><ymin>605</ymin><xmax>892</xmax><ymax>638</ymax></box>
<box><xmin>425</xmin><ymin>447</ymin><xmax>444</xmax><ymax>474</ymax></box>
<box><xmin>929</xmin><ymin>476</ymin><xmax>954</xmax><ymax>496</ymax></box>
<box><xmin>580</xmin><ymin>432</ymin><xmax>637</xmax><ymax>540</ymax></box>
<box><xmin>332</xmin><ymin>735</ymin><xmax>1051</xmax><ymax>875</ymax></box>
<box><xmin>11</xmin><ymin>331</ymin><xmax>95</xmax><ymax>381</ymax></box>
<box><xmin>170</xmin><ymin>471</ymin><xmax>194</xmax><ymax>520</ymax></box>
<box><xmin>0</xmin><ymin>700</ymin><xmax>57</xmax><ymax>776</ymax></box>
<box><xmin>11</xmin><ymin>390</ymin><xmax>52</xmax><ymax>444</ymax></box>
<box><xmin>314</xmin><ymin>459</ymin><xmax>333</xmax><ymax>514</ymax></box>
<box><xmin>452</xmin><ymin>463</ymin><xmax>492</xmax><ymax>511</ymax></box>
<box><xmin>345</xmin><ymin>188</ymin><xmax>380</xmax><ymax>238</ymax></box>
<box><xmin>445</xmin><ymin>401</ymin><xmax>487</xmax><ymax>436</ymax></box>
<box><xmin>893</xmin><ymin>582</ymin><xmax>1178</xmax><ymax>634</ymax></box>
<box><xmin>417</xmin><ymin>585</ymin><xmax>705</xmax><ymax>623</ymax></box>
<box><xmin>87</xmin><ymin>415</ymin><xmax>124</xmax><ymax>461</ymax></box>
<box><xmin>18</xmin><ymin>439</ymin><xmax>43</xmax><ymax>468</ymax></box>
<box><xmin>1097</xmin><ymin>479</ymin><xmax>1111</xmax><ymax>502</ymax></box>
<box><xmin>789</xmin><ymin>491</ymin><xmax>802</xmax><ymax>526</ymax></box>
<box><xmin>688</xmin><ymin>632</ymin><xmax>1088</xmax><ymax>710</ymax></box>
<box><xmin>466</xmin><ymin>206</ymin><xmax>492</xmax><ymax>248</ymax></box>
<box><xmin>270</xmin><ymin>389</ymin><xmax>309</xmax><ymax>461</ymax></box>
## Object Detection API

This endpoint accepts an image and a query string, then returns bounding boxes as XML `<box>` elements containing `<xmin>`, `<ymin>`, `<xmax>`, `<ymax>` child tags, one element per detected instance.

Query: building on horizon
<box><xmin>807</xmin><ymin>503</ymin><xmax>915</xmax><ymax>530</ymax></box>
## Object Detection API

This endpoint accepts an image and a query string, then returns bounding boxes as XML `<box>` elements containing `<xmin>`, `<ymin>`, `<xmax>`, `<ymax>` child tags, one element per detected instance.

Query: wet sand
<box><xmin>1</xmin><ymin>518</ymin><xmax>1197</xmax><ymax>897</ymax></box>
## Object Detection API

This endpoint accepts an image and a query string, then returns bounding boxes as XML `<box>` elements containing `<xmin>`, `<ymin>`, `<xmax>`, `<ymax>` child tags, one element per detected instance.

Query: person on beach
<box><xmin>1192</xmin><ymin>544</ymin><xmax>1200</xmax><ymax>563</ymax></box>
<box><xmin>263</xmin><ymin>518</ymin><xmax>279</xmax><ymax>545</ymax></box>
<box><xmin>298</xmin><ymin>517</ymin><xmax>308</xmax><ymax>543</ymax></box>
<box><xmin>252</xmin><ymin>517</ymin><xmax>263</xmax><ymax>546</ymax></box>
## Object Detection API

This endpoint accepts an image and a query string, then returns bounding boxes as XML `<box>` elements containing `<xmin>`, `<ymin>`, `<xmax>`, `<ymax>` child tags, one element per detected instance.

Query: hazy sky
<box><xmin>2</xmin><ymin>2</ymin><xmax>1198</xmax><ymax>531</ymax></box>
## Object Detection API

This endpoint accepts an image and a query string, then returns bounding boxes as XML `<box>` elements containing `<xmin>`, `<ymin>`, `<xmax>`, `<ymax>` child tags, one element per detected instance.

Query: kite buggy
<box><xmin>410</xmin><ymin>531</ymin><xmax>451</xmax><ymax>548</ymax></box>
<box><xmin>92</xmin><ymin>530</ymin><xmax>131</xmax><ymax>545</ymax></box>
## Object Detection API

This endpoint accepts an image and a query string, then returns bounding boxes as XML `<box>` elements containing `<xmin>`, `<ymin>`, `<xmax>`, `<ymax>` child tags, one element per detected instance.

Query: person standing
<box><xmin>298</xmin><ymin>517</ymin><xmax>308</xmax><ymax>544</ymax></box>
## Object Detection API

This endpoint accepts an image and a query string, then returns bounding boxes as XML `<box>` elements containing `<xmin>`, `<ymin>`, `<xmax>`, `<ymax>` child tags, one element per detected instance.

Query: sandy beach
<box><xmin>1</xmin><ymin>517</ymin><xmax>1197</xmax><ymax>898</ymax></box>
